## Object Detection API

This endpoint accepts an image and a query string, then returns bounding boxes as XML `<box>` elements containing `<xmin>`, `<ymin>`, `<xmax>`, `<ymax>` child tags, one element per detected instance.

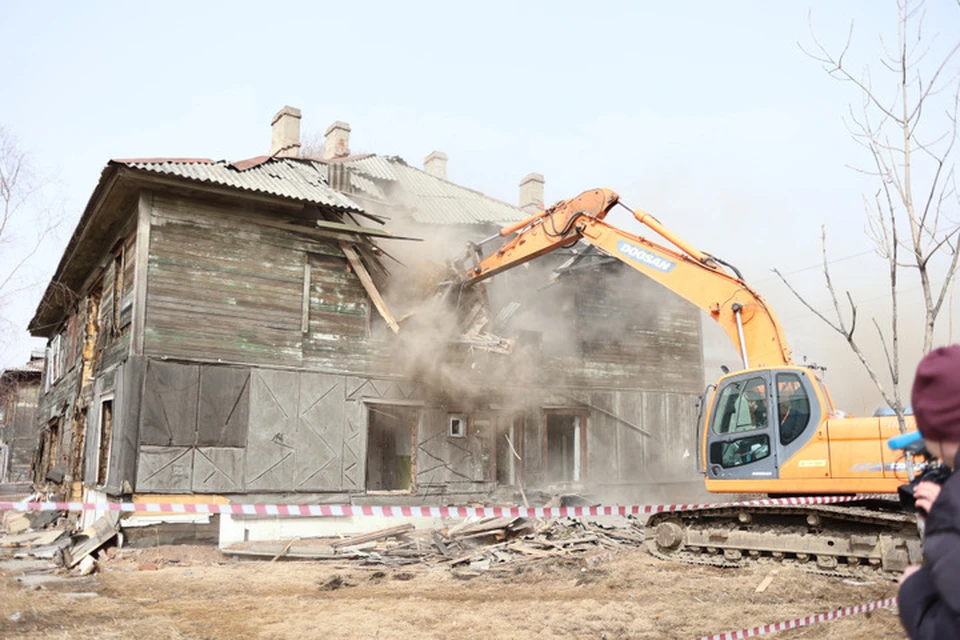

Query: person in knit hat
<box><xmin>898</xmin><ymin>344</ymin><xmax>960</xmax><ymax>639</ymax></box>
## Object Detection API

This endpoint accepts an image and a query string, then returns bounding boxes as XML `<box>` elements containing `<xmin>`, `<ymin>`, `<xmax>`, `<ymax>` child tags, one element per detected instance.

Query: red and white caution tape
<box><xmin>0</xmin><ymin>494</ymin><xmax>888</xmax><ymax>517</ymax></box>
<box><xmin>693</xmin><ymin>597</ymin><xmax>898</xmax><ymax>640</ymax></box>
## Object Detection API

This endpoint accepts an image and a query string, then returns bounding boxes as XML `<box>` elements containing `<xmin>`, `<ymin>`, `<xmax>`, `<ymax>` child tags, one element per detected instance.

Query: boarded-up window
<box><xmin>141</xmin><ymin>361</ymin><xmax>199</xmax><ymax>447</ymax></box>
<box><xmin>197</xmin><ymin>365</ymin><xmax>249</xmax><ymax>447</ymax></box>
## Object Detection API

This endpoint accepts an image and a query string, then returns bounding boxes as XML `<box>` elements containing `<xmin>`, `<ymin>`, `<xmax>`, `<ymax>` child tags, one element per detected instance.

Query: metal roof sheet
<box><xmin>342</xmin><ymin>155</ymin><xmax>398</xmax><ymax>181</ymax></box>
<box><xmin>349</xmin><ymin>172</ymin><xmax>387</xmax><ymax>200</ymax></box>
<box><xmin>386</xmin><ymin>161</ymin><xmax>525</xmax><ymax>225</ymax></box>
<box><xmin>117</xmin><ymin>157</ymin><xmax>363</xmax><ymax>211</ymax></box>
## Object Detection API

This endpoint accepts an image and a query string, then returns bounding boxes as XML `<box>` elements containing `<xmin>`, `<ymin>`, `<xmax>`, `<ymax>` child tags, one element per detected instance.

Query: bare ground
<box><xmin>0</xmin><ymin>544</ymin><xmax>907</xmax><ymax>640</ymax></box>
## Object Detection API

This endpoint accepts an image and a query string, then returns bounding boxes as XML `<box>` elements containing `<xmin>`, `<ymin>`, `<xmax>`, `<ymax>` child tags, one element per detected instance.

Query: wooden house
<box><xmin>26</xmin><ymin>107</ymin><xmax>707</xmax><ymax>527</ymax></box>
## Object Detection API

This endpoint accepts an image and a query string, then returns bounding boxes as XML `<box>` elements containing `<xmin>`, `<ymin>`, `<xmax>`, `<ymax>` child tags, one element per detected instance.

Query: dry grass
<box><xmin>0</xmin><ymin>545</ymin><xmax>906</xmax><ymax>639</ymax></box>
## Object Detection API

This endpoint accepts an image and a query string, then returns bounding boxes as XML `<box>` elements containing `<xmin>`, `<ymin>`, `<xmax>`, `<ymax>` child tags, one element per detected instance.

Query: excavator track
<box><xmin>642</xmin><ymin>500</ymin><xmax>922</xmax><ymax>580</ymax></box>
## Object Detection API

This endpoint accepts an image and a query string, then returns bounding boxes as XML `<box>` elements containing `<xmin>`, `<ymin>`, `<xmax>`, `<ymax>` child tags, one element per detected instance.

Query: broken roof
<box><xmin>334</xmin><ymin>155</ymin><xmax>525</xmax><ymax>225</ymax></box>
<box><xmin>114</xmin><ymin>156</ymin><xmax>364</xmax><ymax>212</ymax></box>
<box><xmin>28</xmin><ymin>156</ymin><xmax>382</xmax><ymax>338</ymax></box>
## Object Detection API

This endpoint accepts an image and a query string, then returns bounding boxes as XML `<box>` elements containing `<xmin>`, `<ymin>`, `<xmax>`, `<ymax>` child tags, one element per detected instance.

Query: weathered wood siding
<box><xmin>581</xmin><ymin>389</ymin><xmax>701</xmax><ymax>486</ymax></box>
<box><xmin>416</xmin><ymin>409</ymin><xmax>493</xmax><ymax>493</ymax></box>
<box><xmin>145</xmin><ymin>195</ymin><xmax>303</xmax><ymax>365</ymax></box>
<box><xmin>493</xmin><ymin>258</ymin><xmax>703</xmax><ymax>394</ymax></box>
<box><xmin>565</xmin><ymin>267</ymin><xmax>703</xmax><ymax>393</ymax></box>
<box><xmin>135</xmin><ymin>361</ymin><xmax>424</xmax><ymax>495</ymax></box>
<box><xmin>144</xmin><ymin>194</ymin><xmax>386</xmax><ymax>375</ymax></box>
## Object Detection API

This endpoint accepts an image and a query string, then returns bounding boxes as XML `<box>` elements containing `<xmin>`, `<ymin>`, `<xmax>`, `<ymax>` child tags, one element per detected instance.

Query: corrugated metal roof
<box><xmin>340</xmin><ymin>155</ymin><xmax>525</xmax><ymax>225</ymax></box>
<box><xmin>342</xmin><ymin>155</ymin><xmax>398</xmax><ymax>182</ymax></box>
<box><xmin>116</xmin><ymin>157</ymin><xmax>364</xmax><ymax>211</ymax></box>
<box><xmin>387</xmin><ymin>162</ymin><xmax>525</xmax><ymax>225</ymax></box>
<box><xmin>349</xmin><ymin>173</ymin><xmax>387</xmax><ymax>200</ymax></box>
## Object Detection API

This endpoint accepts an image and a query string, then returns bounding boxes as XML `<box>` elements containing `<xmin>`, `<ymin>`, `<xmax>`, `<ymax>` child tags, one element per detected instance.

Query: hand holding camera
<box><xmin>912</xmin><ymin>480</ymin><xmax>944</xmax><ymax>521</ymax></box>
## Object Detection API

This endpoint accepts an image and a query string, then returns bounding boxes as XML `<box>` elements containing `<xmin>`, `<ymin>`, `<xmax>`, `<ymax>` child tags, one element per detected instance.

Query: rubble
<box><xmin>0</xmin><ymin>493</ymin><xmax>117</xmax><ymax>579</ymax></box>
<box><xmin>220</xmin><ymin>515</ymin><xmax>644</xmax><ymax>573</ymax></box>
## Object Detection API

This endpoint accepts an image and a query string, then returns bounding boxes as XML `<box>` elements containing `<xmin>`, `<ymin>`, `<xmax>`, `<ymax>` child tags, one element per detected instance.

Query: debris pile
<box><xmin>221</xmin><ymin>515</ymin><xmax>646</xmax><ymax>574</ymax></box>
<box><xmin>0</xmin><ymin>497</ymin><xmax>119</xmax><ymax>582</ymax></box>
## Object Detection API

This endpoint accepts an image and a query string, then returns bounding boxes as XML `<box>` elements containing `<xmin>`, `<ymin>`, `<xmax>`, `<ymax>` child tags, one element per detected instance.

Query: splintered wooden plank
<box><xmin>447</xmin><ymin>517</ymin><xmax>520</xmax><ymax>539</ymax></box>
<box><xmin>431</xmin><ymin>531</ymin><xmax>453</xmax><ymax>558</ymax></box>
<box><xmin>339</xmin><ymin>242</ymin><xmax>399</xmax><ymax>334</ymax></box>
<box><xmin>66</xmin><ymin>517</ymin><xmax>117</xmax><ymax>568</ymax></box>
<box><xmin>329</xmin><ymin>524</ymin><xmax>415</xmax><ymax>549</ymax></box>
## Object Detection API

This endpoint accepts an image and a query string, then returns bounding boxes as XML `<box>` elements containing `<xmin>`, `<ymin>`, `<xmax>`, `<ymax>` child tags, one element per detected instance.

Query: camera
<box><xmin>888</xmin><ymin>430</ymin><xmax>954</xmax><ymax>516</ymax></box>
<box><xmin>897</xmin><ymin>462</ymin><xmax>953</xmax><ymax>516</ymax></box>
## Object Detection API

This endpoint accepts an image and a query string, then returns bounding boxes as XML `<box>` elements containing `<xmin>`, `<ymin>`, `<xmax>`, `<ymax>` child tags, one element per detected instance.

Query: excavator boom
<box><xmin>460</xmin><ymin>188</ymin><xmax>792</xmax><ymax>369</ymax></box>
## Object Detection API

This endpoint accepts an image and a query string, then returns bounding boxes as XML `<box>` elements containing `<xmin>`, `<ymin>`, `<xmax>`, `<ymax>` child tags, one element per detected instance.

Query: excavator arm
<box><xmin>457</xmin><ymin>188</ymin><xmax>793</xmax><ymax>369</ymax></box>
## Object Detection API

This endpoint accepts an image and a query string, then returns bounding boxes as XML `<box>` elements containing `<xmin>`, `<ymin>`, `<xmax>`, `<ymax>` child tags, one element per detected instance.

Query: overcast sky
<box><xmin>1</xmin><ymin>1</ymin><xmax>958</xmax><ymax>414</ymax></box>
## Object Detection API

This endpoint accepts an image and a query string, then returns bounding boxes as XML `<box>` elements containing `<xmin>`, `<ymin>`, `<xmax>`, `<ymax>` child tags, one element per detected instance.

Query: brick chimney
<box><xmin>322</xmin><ymin>121</ymin><xmax>351</xmax><ymax>160</ymax></box>
<box><xmin>270</xmin><ymin>106</ymin><xmax>302</xmax><ymax>158</ymax></box>
<box><xmin>519</xmin><ymin>173</ymin><xmax>545</xmax><ymax>214</ymax></box>
<box><xmin>424</xmin><ymin>151</ymin><xmax>448</xmax><ymax>180</ymax></box>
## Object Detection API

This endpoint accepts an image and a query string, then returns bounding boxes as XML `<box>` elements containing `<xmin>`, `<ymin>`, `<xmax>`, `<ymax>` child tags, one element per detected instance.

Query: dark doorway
<box><xmin>365</xmin><ymin>404</ymin><xmax>418</xmax><ymax>492</ymax></box>
<box><xmin>545</xmin><ymin>412</ymin><xmax>585</xmax><ymax>484</ymax></box>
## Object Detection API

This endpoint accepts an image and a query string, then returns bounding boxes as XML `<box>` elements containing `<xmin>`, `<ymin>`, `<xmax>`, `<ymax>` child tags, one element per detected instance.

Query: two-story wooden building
<box><xmin>27</xmin><ymin>107</ymin><xmax>706</xmax><ymax>529</ymax></box>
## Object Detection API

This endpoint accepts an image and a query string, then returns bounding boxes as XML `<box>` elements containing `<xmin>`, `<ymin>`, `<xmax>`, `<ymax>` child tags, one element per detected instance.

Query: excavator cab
<box><xmin>703</xmin><ymin>368</ymin><xmax>820</xmax><ymax>487</ymax></box>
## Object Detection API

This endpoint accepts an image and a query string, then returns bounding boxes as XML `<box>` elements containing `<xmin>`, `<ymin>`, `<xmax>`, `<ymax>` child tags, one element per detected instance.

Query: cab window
<box><xmin>711</xmin><ymin>376</ymin><xmax>768</xmax><ymax>435</ymax></box>
<box><xmin>710</xmin><ymin>434</ymin><xmax>771</xmax><ymax>468</ymax></box>
<box><xmin>777</xmin><ymin>373</ymin><xmax>811</xmax><ymax>446</ymax></box>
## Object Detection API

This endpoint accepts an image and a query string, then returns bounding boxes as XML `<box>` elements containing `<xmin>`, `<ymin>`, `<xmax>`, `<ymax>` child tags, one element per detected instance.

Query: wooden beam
<box><xmin>329</xmin><ymin>523</ymin><xmax>414</xmax><ymax>548</ymax></box>
<box><xmin>340</xmin><ymin>242</ymin><xmax>399</xmax><ymax>334</ymax></box>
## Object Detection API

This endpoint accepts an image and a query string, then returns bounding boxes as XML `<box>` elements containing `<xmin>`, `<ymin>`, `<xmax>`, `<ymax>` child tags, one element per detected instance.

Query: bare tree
<box><xmin>299</xmin><ymin>132</ymin><xmax>326</xmax><ymax>160</ymax></box>
<box><xmin>0</xmin><ymin>126</ymin><xmax>59</xmax><ymax>359</ymax></box>
<box><xmin>779</xmin><ymin>1</ymin><xmax>960</xmax><ymax>432</ymax></box>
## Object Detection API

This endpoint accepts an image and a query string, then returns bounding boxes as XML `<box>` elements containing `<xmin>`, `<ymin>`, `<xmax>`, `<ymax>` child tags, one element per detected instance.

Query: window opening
<box><xmin>448</xmin><ymin>413</ymin><xmax>467</xmax><ymax>438</ymax></box>
<box><xmin>36</xmin><ymin>418</ymin><xmax>61</xmax><ymax>484</ymax></box>
<box><xmin>97</xmin><ymin>398</ymin><xmax>114</xmax><ymax>486</ymax></box>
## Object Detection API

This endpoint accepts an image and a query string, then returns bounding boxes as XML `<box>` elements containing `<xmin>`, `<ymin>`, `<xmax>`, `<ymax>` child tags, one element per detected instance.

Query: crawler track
<box><xmin>643</xmin><ymin>500</ymin><xmax>922</xmax><ymax>580</ymax></box>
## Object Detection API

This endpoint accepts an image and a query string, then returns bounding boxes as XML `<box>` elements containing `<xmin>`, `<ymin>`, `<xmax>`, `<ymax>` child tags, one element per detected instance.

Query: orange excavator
<box><xmin>450</xmin><ymin>188</ymin><xmax>924</xmax><ymax>575</ymax></box>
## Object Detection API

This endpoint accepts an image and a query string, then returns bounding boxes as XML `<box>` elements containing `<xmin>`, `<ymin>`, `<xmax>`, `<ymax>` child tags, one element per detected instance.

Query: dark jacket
<box><xmin>898</xmin><ymin>450</ymin><xmax>960</xmax><ymax>639</ymax></box>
